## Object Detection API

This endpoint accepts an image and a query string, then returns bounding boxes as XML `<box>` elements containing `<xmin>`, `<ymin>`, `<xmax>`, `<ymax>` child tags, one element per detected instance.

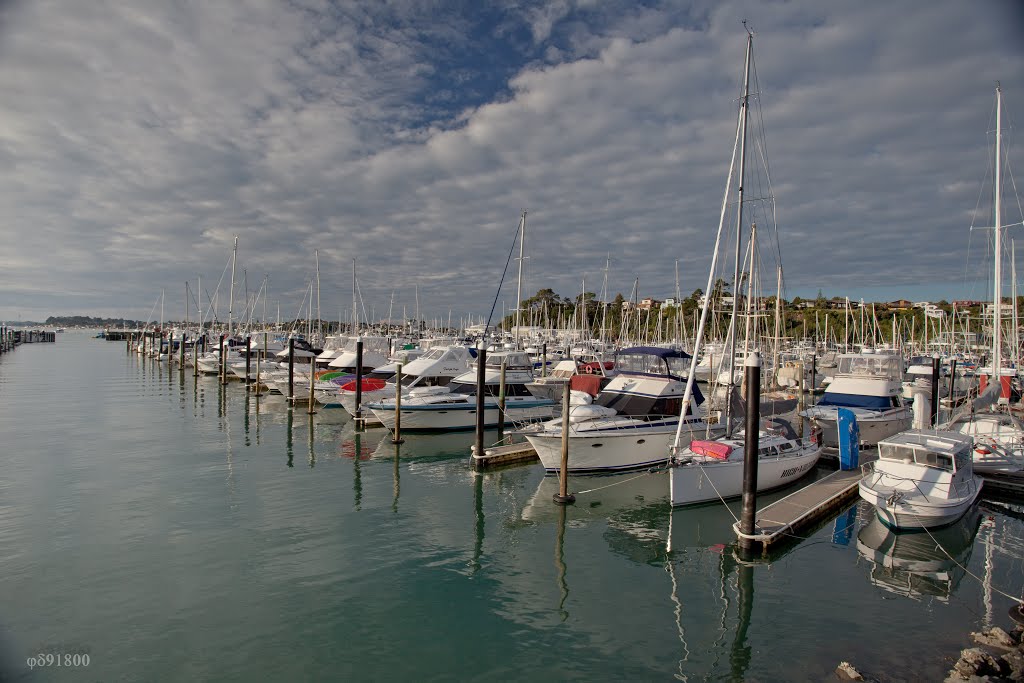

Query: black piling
<box><xmin>354</xmin><ymin>338</ymin><xmax>364</xmax><ymax>425</ymax></box>
<box><xmin>739</xmin><ymin>352</ymin><xmax>762</xmax><ymax>557</ymax></box>
<box><xmin>287</xmin><ymin>338</ymin><xmax>295</xmax><ymax>402</ymax></box>
<box><xmin>473</xmin><ymin>345</ymin><xmax>487</xmax><ymax>469</ymax></box>
<box><xmin>930</xmin><ymin>354</ymin><xmax>941</xmax><ymax>427</ymax></box>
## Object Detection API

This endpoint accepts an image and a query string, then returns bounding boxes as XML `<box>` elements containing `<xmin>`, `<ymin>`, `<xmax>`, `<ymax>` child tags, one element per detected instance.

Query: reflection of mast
<box><xmin>555</xmin><ymin>504</ymin><xmax>569</xmax><ymax>621</ymax></box>
<box><xmin>666</xmin><ymin>512</ymin><xmax>691</xmax><ymax>681</ymax></box>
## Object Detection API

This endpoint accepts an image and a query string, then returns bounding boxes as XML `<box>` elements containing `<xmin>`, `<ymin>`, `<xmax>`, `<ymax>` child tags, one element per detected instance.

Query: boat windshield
<box><xmin>836</xmin><ymin>355</ymin><xmax>902</xmax><ymax>380</ymax></box>
<box><xmin>616</xmin><ymin>352</ymin><xmax>688</xmax><ymax>377</ymax></box>
<box><xmin>878</xmin><ymin>443</ymin><xmax>953</xmax><ymax>471</ymax></box>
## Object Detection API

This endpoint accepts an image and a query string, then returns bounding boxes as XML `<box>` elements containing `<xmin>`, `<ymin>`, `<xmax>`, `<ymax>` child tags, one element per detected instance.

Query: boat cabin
<box><xmin>877</xmin><ymin>431</ymin><xmax>973</xmax><ymax>473</ymax></box>
<box><xmin>835</xmin><ymin>353</ymin><xmax>903</xmax><ymax>381</ymax></box>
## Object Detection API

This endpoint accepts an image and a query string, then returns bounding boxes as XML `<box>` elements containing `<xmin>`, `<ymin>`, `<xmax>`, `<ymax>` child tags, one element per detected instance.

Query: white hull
<box><xmin>370</xmin><ymin>401</ymin><xmax>556</xmax><ymax>432</ymax></box>
<box><xmin>524</xmin><ymin>421</ymin><xmax>721</xmax><ymax>473</ymax></box>
<box><xmin>670</xmin><ymin>447</ymin><xmax>821</xmax><ymax>506</ymax></box>
<box><xmin>805</xmin><ymin>408</ymin><xmax>911</xmax><ymax>447</ymax></box>
<box><xmin>858</xmin><ymin>477</ymin><xmax>981</xmax><ymax>530</ymax></box>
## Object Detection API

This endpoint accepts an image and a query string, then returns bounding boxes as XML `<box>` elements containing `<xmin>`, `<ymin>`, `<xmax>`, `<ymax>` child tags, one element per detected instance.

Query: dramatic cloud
<box><xmin>0</xmin><ymin>0</ymin><xmax>1022</xmax><ymax>323</ymax></box>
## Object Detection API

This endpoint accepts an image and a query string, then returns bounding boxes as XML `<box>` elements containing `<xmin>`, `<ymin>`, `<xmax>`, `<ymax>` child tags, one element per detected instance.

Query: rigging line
<box><xmin>482</xmin><ymin>215</ymin><xmax>522</xmax><ymax>338</ymax></box>
<box><xmin>920</xmin><ymin>520</ymin><xmax>1023</xmax><ymax>604</ymax></box>
<box><xmin>571</xmin><ymin>469</ymin><xmax>660</xmax><ymax>495</ymax></box>
<box><xmin>749</xmin><ymin>53</ymin><xmax>784</xmax><ymax>271</ymax></box>
<box><xmin>687</xmin><ymin>461</ymin><xmax>741</xmax><ymax>524</ymax></box>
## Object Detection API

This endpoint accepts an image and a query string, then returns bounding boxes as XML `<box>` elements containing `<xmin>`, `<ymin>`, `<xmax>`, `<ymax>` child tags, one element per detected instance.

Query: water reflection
<box><xmin>857</xmin><ymin>505</ymin><xmax>983</xmax><ymax>602</ymax></box>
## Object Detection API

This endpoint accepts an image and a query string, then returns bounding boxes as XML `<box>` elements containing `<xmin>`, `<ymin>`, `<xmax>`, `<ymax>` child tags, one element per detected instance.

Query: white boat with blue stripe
<box><xmin>521</xmin><ymin>346</ymin><xmax>723</xmax><ymax>474</ymax></box>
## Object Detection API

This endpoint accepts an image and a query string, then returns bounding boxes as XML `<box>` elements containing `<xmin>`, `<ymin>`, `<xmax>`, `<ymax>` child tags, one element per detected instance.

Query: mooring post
<box><xmin>391</xmin><ymin>363</ymin><xmax>404</xmax><ymax>444</ymax></box>
<box><xmin>288</xmin><ymin>337</ymin><xmax>295</xmax><ymax>402</ymax></box>
<box><xmin>739</xmin><ymin>352</ymin><xmax>762</xmax><ymax>556</ymax></box>
<box><xmin>244</xmin><ymin>336</ymin><xmax>251</xmax><ymax>389</ymax></box>
<box><xmin>193</xmin><ymin>334</ymin><xmax>200</xmax><ymax>379</ymax></box>
<box><xmin>811</xmin><ymin>354</ymin><xmax>817</xmax><ymax>393</ymax></box>
<box><xmin>553</xmin><ymin>384</ymin><xmax>575</xmax><ymax>504</ymax></box>
<box><xmin>930</xmin><ymin>354</ymin><xmax>941</xmax><ymax>427</ymax></box>
<box><xmin>354</xmin><ymin>337</ymin><xmax>364</xmax><ymax>426</ymax></box>
<box><xmin>474</xmin><ymin>344</ymin><xmax>487</xmax><ymax>467</ymax></box>
<box><xmin>497</xmin><ymin>359</ymin><xmax>507</xmax><ymax>442</ymax></box>
<box><xmin>542</xmin><ymin>343</ymin><xmax>547</xmax><ymax>378</ymax></box>
<box><xmin>180</xmin><ymin>332</ymin><xmax>186</xmax><ymax>369</ymax></box>
<box><xmin>218</xmin><ymin>334</ymin><xmax>226</xmax><ymax>384</ymax></box>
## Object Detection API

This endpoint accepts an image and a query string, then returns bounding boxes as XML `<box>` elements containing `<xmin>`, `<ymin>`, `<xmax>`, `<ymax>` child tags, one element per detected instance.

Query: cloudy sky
<box><xmin>1</xmin><ymin>0</ymin><xmax>1022</xmax><ymax>324</ymax></box>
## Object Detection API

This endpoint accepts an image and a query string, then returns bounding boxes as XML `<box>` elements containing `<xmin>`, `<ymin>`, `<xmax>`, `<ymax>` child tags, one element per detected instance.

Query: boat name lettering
<box><xmin>781</xmin><ymin>462</ymin><xmax>814</xmax><ymax>478</ymax></box>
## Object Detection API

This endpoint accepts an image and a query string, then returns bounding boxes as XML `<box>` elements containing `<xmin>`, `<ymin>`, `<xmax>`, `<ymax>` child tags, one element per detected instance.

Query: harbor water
<box><xmin>1</xmin><ymin>332</ymin><xmax>1023</xmax><ymax>681</ymax></box>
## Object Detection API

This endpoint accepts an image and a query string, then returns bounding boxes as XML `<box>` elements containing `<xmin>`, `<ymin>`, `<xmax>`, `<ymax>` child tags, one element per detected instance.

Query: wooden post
<box><xmin>930</xmin><ymin>354</ymin><xmax>941</xmax><ymax>427</ymax></box>
<box><xmin>474</xmin><ymin>345</ymin><xmax>487</xmax><ymax>466</ymax></box>
<box><xmin>739</xmin><ymin>352</ymin><xmax>762</xmax><ymax>556</ymax></box>
<box><xmin>497</xmin><ymin>359</ymin><xmax>507</xmax><ymax>441</ymax></box>
<box><xmin>391</xmin><ymin>363</ymin><xmax>404</xmax><ymax>444</ymax></box>
<box><xmin>354</xmin><ymin>338</ymin><xmax>364</xmax><ymax>425</ymax></box>
<box><xmin>553</xmin><ymin>385</ymin><xmax>575</xmax><ymax>504</ymax></box>
<box><xmin>288</xmin><ymin>337</ymin><xmax>295</xmax><ymax>402</ymax></box>
<box><xmin>245</xmin><ymin>336</ymin><xmax>251</xmax><ymax>388</ymax></box>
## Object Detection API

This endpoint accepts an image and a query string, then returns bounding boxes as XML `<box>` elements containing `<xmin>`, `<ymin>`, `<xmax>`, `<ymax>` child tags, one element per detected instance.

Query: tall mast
<box><xmin>315</xmin><ymin>250</ymin><xmax>322</xmax><ymax>342</ymax></box>
<box><xmin>993</xmin><ymin>83</ymin><xmax>1003</xmax><ymax>379</ymax></box>
<box><xmin>724</xmin><ymin>30</ymin><xmax>753</xmax><ymax>437</ymax></box>
<box><xmin>514</xmin><ymin>210</ymin><xmax>527</xmax><ymax>348</ymax></box>
<box><xmin>352</xmin><ymin>259</ymin><xmax>358</xmax><ymax>336</ymax></box>
<box><xmin>772</xmin><ymin>266</ymin><xmax>782</xmax><ymax>388</ymax></box>
<box><xmin>228</xmin><ymin>235</ymin><xmax>238</xmax><ymax>338</ymax></box>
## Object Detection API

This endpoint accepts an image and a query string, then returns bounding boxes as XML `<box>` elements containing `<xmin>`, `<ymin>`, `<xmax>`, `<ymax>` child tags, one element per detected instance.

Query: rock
<box><xmin>1003</xmin><ymin>649</ymin><xmax>1024</xmax><ymax>681</ymax></box>
<box><xmin>836</xmin><ymin>661</ymin><xmax>864</xmax><ymax>681</ymax></box>
<box><xmin>952</xmin><ymin>648</ymin><xmax>1005</xmax><ymax>679</ymax></box>
<box><xmin>973</xmin><ymin>627</ymin><xmax>1020</xmax><ymax>650</ymax></box>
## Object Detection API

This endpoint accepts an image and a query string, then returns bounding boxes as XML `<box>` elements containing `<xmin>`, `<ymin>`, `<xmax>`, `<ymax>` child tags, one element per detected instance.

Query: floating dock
<box><xmin>981</xmin><ymin>470</ymin><xmax>1024</xmax><ymax>497</ymax></box>
<box><xmin>471</xmin><ymin>442</ymin><xmax>538</xmax><ymax>469</ymax></box>
<box><xmin>734</xmin><ymin>461</ymin><xmax>873</xmax><ymax>552</ymax></box>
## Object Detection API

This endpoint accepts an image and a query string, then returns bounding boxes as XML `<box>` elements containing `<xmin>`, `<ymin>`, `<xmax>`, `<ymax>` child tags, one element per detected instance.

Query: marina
<box><xmin>2</xmin><ymin>331</ymin><xmax>1023</xmax><ymax>681</ymax></box>
<box><xmin>3</xmin><ymin>4</ymin><xmax>1024</xmax><ymax>681</ymax></box>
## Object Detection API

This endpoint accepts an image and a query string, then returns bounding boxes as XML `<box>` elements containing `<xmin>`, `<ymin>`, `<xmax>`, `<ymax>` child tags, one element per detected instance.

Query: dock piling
<box><xmin>391</xmin><ymin>363</ymin><xmax>404</xmax><ymax>444</ymax></box>
<box><xmin>355</xmin><ymin>338</ymin><xmax>364</xmax><ymax>425</ymax></box>
<box><xmin>553</xmin><ymin>386</ymin><xmax>575</xmax><ymax>504</ymax></box>
<box><xmin>473</xmin><ymin>344</ymin><xmax>487</xmax><ymax>468</ymax></box>
<box><xmin>930</xmin><ymin>354</ymin><xmax>940</xmax><ymax>426</ymax></box>
<box><xmin>739</xmin><ymin>352</ymin><xmax>762</xmax><ymax>556</ymax></box>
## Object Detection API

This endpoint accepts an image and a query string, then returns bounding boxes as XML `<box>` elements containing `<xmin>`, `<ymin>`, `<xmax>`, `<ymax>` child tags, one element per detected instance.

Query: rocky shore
<box><xmin>834</xmin><ymin>626</ymin><xmax>1024</xmax><ymax>682</ymax></box>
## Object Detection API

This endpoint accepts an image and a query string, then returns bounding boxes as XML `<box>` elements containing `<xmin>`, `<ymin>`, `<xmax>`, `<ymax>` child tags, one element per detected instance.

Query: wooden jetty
<box><xmin>471</xmin><ymin>442</ymin><xmax>538</xmax><ymax>469</ymax></box>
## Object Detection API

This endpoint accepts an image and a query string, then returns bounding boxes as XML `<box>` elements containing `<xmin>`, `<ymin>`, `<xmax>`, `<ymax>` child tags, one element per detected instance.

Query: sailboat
<box><xmin>943</xmin><ymin>84</ymin><xmax>1024</xmax><ymax>473</ymax></box>
<box><xmin>669</xmin><ymin>29</ymin><xmax>821</xmax><ymax>507</ymax></box>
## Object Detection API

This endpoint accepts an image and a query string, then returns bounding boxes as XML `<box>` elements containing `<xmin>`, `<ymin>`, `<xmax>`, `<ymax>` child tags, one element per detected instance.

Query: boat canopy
<box><xmin>817</xmin><ymin>393</ymin><xmax>895</xmax><ymax>410</ymax></box>
<box><xmin>614</xmin><ymin>346</ymin><xmax>693</xmax><ymax>378</ymax></box>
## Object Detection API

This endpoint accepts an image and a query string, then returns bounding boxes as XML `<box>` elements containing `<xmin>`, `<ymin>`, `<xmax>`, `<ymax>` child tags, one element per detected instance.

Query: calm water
<box><xmin>1</xmin><ymin>332</ymin><xmax>1022</xmax><ymax>682</ymax></box>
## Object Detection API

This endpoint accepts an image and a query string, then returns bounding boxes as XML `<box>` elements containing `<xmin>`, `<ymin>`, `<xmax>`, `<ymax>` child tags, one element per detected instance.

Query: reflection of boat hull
<box><xmin>856</xmin><ymin>506</ymin><xmax>981</xmax><ymax>600</ymax></box>
<box><xmin>670</xmin><ymin>447</ymin><xmax>820</xmax><ymax>506</ymax></box>
<box><xmin>521</xmin><ymin>470</ymin><xmax>669</xmax><ymax>523</ymax></box>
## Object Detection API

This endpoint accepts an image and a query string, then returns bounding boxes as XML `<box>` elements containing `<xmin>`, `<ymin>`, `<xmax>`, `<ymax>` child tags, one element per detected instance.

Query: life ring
<box><xmin>584</xmin><ymin>365</ymin><xmax>595</xmax><ymax>374</ymax></box>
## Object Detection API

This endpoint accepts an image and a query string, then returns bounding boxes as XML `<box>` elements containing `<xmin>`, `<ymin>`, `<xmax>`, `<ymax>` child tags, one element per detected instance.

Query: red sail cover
<box><xmin>339</xmin><ymin>378</ymin><xmax>387</xmax><ymax>392</ymax></box>
<box><xmin>689</xmin><ymin>440</ymin><xmax>732</xmax><ymax>460</ymax></box>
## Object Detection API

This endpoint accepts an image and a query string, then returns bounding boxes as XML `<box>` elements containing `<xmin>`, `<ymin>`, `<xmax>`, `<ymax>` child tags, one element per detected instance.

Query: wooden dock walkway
<box><xmin>734</xmin><ymin>463</ymin><xmax>872</xmax><ymax>551</ymax></box>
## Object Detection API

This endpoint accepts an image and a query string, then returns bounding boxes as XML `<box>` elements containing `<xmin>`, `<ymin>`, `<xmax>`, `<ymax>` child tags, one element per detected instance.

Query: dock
<box><xmin>981</xmin><ymin>470</ymin><xmax>1024</xmax><ymax>497</ymax></box>
<box><xmin>734</xmin><ymin>461</ymin><xmax>873</xmax><ymax>552</ymax></box>
<box><xmin>471</xmin><ymin>442</ymin><xmax>538</xmax><ymax>469</ymax></box>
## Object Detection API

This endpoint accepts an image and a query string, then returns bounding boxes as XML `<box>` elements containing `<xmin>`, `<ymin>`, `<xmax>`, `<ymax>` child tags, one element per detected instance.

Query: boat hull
<box><xmin>524</xmin><ymin>421</ymin><xmax>720</xmax><ymax>474</ymax></box>
<box><xmin>804</xmin><ymin>408</ymin><xmax>911</xmax><ymax>447</ymax></box>
<box><xmin>369</xmin><ymin>401</ymin><xmax>556</xmax><ymax>432</ymax></box>
<box><xmin>670</xmin><ymin>447</ymin><xmax>821</xmax><ymax>506</ymax></box>
<box><xmin>858</xmin><ymin>476</ymin><xmax>982</xmax><ymax>530</ymax></box>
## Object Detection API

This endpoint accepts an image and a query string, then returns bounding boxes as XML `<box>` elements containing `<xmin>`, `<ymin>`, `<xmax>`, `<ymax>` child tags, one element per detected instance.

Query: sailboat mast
<box><xmin>228</xmin><ymin>235</ymin><xmax>238</xmax><ymax>338</ymax></box>
<box><xmin>993</xmin><ymin>83</ymin><xmax>1003</xmax><ymax>379</ymax></box>
<box><xmin>724</xmin><ymin>30</ymin><xmax>753</xmax><ymax>436</ymax></box>
<box><xmin>352</xmin><ymin>259</ymin><xmax>358</xmax><ymax>336</ymax></box>
<box><xmin>315</xmin><ymin>250</ymin><xmax>322</xmax><ymax>342</ymax></box>
<box><xmin>514</xmin><ymin>210</ymin><xmax>527</xmax><ymax>349</ymax></box>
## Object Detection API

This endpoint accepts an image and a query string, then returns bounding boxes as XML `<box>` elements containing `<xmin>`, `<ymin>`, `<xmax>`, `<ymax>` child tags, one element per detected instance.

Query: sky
<box><xmin>1</xmin><ymin>0</ymin><xmax>1023</xmax><ymax>325</ymax></box>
